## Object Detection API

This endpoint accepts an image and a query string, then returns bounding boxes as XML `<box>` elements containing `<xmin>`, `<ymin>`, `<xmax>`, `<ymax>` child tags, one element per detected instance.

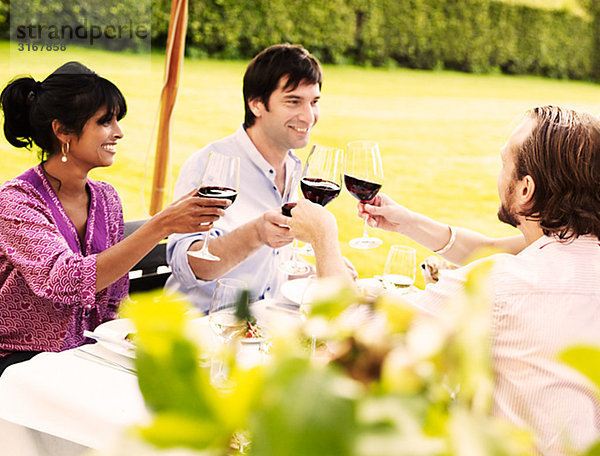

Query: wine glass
<box><xmin>278</xmin><ymin>201</ymin><xmax>311</xmax><ymax>275</ymax></box>
<box><xmin>295</xmin><ymin>144</ymin><xmax>344</xmax><ymax>256</ymax></box>
<box><xmin>208</xmin><ymin>278</ymin><xmax>248</xmax><ymax>385</ymax></box>
<box><xmin>344</xmin><ymin>140</ymin><xmax>383</xmax><ymax>249</ymax></box>
<box><xmin>382</xmin><ymin>245</ymin><xmax>416</xmax><ymax>292</ymax></box>
<box><xmin>188</xmin><ymin>152</ymin><xmax>240</xmax><ymax>261</ymax></box>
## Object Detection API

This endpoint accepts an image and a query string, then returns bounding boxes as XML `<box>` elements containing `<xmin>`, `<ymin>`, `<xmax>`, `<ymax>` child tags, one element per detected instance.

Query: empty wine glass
<box><xmin>208</xmin><ymin>278</ymin><xmax>247</xmax><ymax>386</ymax></box>
<box><xmin>295</xmin><ymin>144</ymin><xmax>343</xmax><ymax>257</ymax></box>
<box><xmin>344</xmin><ymin>140</ymin><xmax>383</xmax><ymax>249</ymax></box>
<box><xmin>188</xmin><ymin>152</ymin><xmax>240</xmax><ymax>261</ymax></box>
<box><xmin>209</xmin><ymin>278</ymin><xmax>248</xmax><ymax>343</ymax></box>
<box><xmin>382</xmin><ymin>245</ymin><xmax>416</xmax><ymax>292</ymax></box>
<box><xmin>279</xmin><ymin>168</ymin><xmax>311</xmax><ymax>275</ymax></box>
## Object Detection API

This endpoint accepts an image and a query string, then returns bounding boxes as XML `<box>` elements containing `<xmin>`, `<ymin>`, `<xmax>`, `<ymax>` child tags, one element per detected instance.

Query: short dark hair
<box><xmin>515</xmin><ymin>105</ymin><xmax>600</xmax><ymax>240</ymax></box>
<box><xmin>1</xmin><ymin>61</ymin><xmax>127</xmax><ymax>161</ymax></box>
<box><xmin>243</xmin><ymin>44</ymin><xmax>322</xmax><ymax>129</ymax></box>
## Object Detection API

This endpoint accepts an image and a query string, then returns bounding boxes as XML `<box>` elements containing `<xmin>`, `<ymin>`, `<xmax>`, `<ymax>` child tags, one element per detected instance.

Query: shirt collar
<box><xmin>233</xmin><ymin>124</ymin><xmax>302</xmax><ymax>176</ymax></box>
<box><xmin>524</xmin><ymin>233</ymin><xmax>600</xmax><ymax>253</ymax></box>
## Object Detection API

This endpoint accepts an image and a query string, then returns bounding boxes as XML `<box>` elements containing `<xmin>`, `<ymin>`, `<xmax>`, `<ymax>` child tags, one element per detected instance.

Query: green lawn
<box><xmin>1</xmin><ymin>41</ymin><xmax>599</xmax><ymax>285</ymax></box>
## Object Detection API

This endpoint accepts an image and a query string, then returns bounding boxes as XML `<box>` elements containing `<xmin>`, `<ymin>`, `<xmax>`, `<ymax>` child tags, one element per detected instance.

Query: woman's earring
<box><xmin>61</xmin><ymin>142</ymin><xmax>69</xmax><ymax>163</ymax></box>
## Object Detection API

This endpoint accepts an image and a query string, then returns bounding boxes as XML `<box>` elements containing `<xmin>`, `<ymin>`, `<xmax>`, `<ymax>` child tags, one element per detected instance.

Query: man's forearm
<box><xmin>311</xmin><ymin>234</ymin><xmax>353</xmax><ymax>282</ymax></box>
<box><xmin>188</xmin><ymin>219</ymin><xmax>263</xmax><ymax>281</ymax></box>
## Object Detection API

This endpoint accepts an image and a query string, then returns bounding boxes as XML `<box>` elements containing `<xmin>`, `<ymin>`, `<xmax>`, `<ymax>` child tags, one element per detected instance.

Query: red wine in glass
<box><xmin>198</xmin><ymin>186</ymin><xmax>238</xmax><ymax>208</ymax></box>
<box><xmin>344</xmin><ymin>140</ymin><xmax>383</xmax><ymax>249</ymax></box>
<box><xmin>188</xmin><ymin>152</ymin><xmax>240</xmax><ymax>261</ymax></box>
<box><xmin>343</xmin><ymin>175</ymin><xmax>381</xmax><ymax>203</ymax></box>
<box><xmin>300</xmin><ymin>177</ymin><xmax>341</xmax><ymax>206</ymax></box>
<box><xmin>281</xmin><ymin>202</ymin><xmax>297</xmax><ymax>217</ymax></box>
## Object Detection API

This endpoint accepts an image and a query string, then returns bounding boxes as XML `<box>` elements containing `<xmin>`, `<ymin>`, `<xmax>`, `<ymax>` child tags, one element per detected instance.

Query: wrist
<box><xmin>251</xmin><ymin>217</ymin><xmax>267</xmax><ymax>246</ymax></box>
<box><xmin>394</xmin><ymin>208</ymin><xmax>416</xmax><ymax>235</ymax></box>
<box><xmin>312</xmin><ymin>230</ymin><xmax>338</xmax><ymax>252</ymax></box>
<box><xmin>146</xmin><ymin>212</ymin><xmax>171</xmax><ymax>240</ymax></box>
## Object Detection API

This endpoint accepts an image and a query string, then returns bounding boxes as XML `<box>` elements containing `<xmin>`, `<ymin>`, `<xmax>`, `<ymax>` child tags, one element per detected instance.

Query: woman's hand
<box><xmin>359</xmin><ymin>193</ymin><xmax>413</xmax><ymax>234</ymax></box>
<box><xmin>156</xmin><ymin>188</ymin><xmax>227</xmax><ymax>236</ymax></box>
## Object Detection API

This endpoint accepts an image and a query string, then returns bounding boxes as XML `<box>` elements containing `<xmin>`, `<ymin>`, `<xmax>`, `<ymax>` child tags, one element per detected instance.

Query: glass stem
<box><xmin>200</xmin><ymin>229</ymin><xmax>211</xmax><ymax>253</ymax></box>
<box><xmin>362</xmin><ymin>217</ymin><xmax>370</xmax><ymax>239</ymax></box>
<box><xmin>291</xmin><ymin>239</ymin><xmax>300</xmax><ymax>267</ymax></box>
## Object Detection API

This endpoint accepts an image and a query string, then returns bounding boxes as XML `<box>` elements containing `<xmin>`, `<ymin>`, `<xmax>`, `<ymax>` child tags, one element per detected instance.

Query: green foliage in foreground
<box><xmin>115</xmin><ymin>264</ymin><xmax>542</xmax><ymax>455</ymax></box>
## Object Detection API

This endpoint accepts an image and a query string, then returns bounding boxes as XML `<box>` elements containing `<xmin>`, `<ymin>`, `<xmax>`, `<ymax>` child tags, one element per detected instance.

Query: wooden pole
<box><xmin>149</xmin><ymin>0</ymin><xmax>189</xmax><ymax>215</ymax></box>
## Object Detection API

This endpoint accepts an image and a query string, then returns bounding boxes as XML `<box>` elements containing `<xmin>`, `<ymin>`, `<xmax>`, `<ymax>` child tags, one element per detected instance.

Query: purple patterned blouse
<box><xmin>0</xmin><ymin>165</ymin><xmax>129</xmax><ymax>357</ymax></box>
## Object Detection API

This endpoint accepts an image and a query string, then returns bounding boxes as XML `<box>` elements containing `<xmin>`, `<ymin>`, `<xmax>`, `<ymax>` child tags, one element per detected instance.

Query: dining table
<box><xmin>0</xmin><ymin>297</ymin><xmax>303</xmax><ymax>456</ymax></box>
<box><xmin>0</xmin><ymin>277</ymin><xmax>421</xmax><ymax>456</ymax></box>
<box><xmin>0</xmin><ymin>339</ymin><xmax>148</xmax><ymax>456</ymax></box>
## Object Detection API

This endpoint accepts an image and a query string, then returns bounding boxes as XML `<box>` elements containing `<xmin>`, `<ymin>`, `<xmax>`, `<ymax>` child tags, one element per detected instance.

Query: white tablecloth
<box><xmin>0</xmin><ymin>343</ymin><xmax>150</xmax><ymax>454</ymax></box>
<box><xmin>0</xmin><ymin>304</ymin><xmax>292</xmax><ymax>455</ymax></box>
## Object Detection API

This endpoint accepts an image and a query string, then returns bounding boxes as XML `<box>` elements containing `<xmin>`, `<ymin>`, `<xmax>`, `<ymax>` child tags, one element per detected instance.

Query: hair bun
<box><xmin>1</xmin><ymin>76</ymin><xmax>38</xmax><ymax>148</ymax></box>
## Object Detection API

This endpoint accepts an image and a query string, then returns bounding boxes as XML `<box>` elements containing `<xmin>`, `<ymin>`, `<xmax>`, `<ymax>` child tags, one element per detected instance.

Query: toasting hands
<box><xmin>158</xmin><ymin>188</ymin><xmax>228</xmax><ymax>235</ymax></box>
<box><xmin>358</xmin><ymin>193</ymin><xmax>412</xmax><ymax>234</ymax></box>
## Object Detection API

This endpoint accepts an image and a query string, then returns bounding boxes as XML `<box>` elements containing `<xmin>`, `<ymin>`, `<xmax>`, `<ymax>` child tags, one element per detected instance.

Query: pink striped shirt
<box><xmin>413</xmin><ymin>235</ymin><xmax>600</xmax><ymax>455</ymax></box>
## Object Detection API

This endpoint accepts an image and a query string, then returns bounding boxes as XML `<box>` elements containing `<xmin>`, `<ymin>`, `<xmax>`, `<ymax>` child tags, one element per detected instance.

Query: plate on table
<box><xmin>356</xmin><ymin>277</ymin><xmax>385</xmax><ymax>302</ymax></box>
<box><xmin>281</xmin><ymin>277</ymin><xmax>386</xmax><ymax>306</ymax></box>
<box><xmin>188</xmin><ymin>312</ymin><xmax>266</xmax><ymax>349</ymax></box>
<box><xmin>280</xmin><ymin>278</ymin><xmax>317</xmax><ymax>305</ymax></box>
<box><xmin>91</xmin><ymin>319</ymin><xmax>137</xmax><ymax>358</ymax></box>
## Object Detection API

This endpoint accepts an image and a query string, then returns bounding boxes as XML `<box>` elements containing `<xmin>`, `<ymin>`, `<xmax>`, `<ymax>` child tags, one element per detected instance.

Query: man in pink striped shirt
<box><xmin>290</xmin><ymin>105</ymin><xmax>600</xmax><ymax>455</ymax></box>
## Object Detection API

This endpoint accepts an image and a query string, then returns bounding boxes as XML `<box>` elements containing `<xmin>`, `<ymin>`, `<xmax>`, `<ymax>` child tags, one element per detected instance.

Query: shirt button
<box><xmin>272</xmin><ymin>186</ymin><xmax>277</xmax><ymax>191</ymax></box>
<box><xmin>269</xmin><ymin>169</ymin><xmax>274</xmax><ymax>174</ymax></box>
<box><xmin>266</xmin><ymin>287</ymin><xmax>271</xmax><ymax>292</ymax></box>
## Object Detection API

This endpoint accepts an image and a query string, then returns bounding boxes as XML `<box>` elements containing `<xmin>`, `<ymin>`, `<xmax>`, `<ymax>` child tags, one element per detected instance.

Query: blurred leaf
<box><xmin>583</xmin><ymin>440</ymin><xmax>600</xmax><ymax>456</ymax></box>
<box><xmin>136</xmin><ymin>412</ymin><xmax>228</xmax><ymax>450</ymax></box>
<box><xmin>356</xmin><ymin>396</ymin><xmax>446</xmax><ymax>456</ymax></box>
<box><xmin>448</xmin><ymin>409</ymin><xmax>533</xmax><ymax>456</ymax></box>
<box><xmin>125</xmin><ymin>292</ymin><xmax>232</xmax><ymax>450</ymax></box>
<box><xmin>309</xmin><ymin>279</ymin><xmax>359</xmax><ymax>319</ymax></box>
<box><xmin>375</xmin><ymin>294</ymin><xmax>417</xmax><ymax>334</ymax></box>
<box><xmin>234</xmin><ymin>289</ymin><xmax>252</xmax><ymax>322</ymax></box>
<box><xmin>250</xmin><ymin>358</ymin><xmax>358</xmax><ymax>456</ymax></box>
<box><xmin>560</xmin><ymin>345</ymin><xmax>600</xmax><ymax>395</ymax></box>
<box><xmin>446</xmin><ymin>260</ymin><xmax>495</xmax><ymax>413</ymax></box>
<box><xmin>218</xmin><ymin>364</ymin><xmax>265</xmax><ymax>431</ymax></box>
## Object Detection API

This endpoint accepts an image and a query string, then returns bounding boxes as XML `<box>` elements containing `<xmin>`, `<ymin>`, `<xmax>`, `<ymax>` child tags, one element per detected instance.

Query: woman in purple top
<box><xmin>0</xmin><ymin>62</ymin><xmax>227</xmax><ymax>375</ymax></box>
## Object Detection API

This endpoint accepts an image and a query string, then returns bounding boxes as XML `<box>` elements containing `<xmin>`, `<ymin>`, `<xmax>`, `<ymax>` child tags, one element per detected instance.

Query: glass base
<box><xmin>279</xmin><ymin>260</ymin><xmax>311</xmax><ymax>275</ymax></box>
<box><xmin>295</xmin><ymin>243</ymin><xmax>315</xmax><ymax>257</ymax></box>
<box><xmin>349</xmin><ymin>236</ymin><xmax>383</xmax><ymax>249</ymax></box>
<box><xmin>188</xmin><ymin>250</ymin><xmax>221</xmax><ymax>261</ymax></box>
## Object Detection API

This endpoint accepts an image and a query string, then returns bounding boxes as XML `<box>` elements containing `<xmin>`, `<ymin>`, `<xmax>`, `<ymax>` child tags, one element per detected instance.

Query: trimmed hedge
<box><xmin>1</xmin><ymin>0</ymin><xmax>598</xmax><ymax>81</ymax></box>
<box><xmin>151</xmin><ymin>0</ymin><xmax>595</xmax><ymax>80</ymax></box>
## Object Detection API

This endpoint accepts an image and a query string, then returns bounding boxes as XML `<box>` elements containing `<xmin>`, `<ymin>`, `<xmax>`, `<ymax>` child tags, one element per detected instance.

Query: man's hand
<box><xmin>255</xmin><ymin>209</ymin><xmax>294</xmax><ymax>248</ymax></box>
<box><xmin>287</xmin><ymin>199</ymin><xmax>338</xmax><ymax>244</ymax></box>
<box><xmin>343</xmin><ymin>256</ymin><xmax>358</xmax><ymax>281</ymax></box>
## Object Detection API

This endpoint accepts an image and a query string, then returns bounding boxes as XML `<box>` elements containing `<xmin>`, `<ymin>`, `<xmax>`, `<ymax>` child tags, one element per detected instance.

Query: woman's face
<box><xmin>67</xmin><ymin>107</ymin><xmax>124</xmax><ymax>170</ymax></box>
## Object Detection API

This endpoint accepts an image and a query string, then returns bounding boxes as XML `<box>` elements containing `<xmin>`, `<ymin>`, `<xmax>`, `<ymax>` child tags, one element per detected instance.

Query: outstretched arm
<box><xmin>95</xmin><ymin>189</ymin><xmax>226</xmax><ymax>291</ymax></box>
<box><xmin>360</xmin><ymin>193</ymin><xmax>526</xmax><ymax>265</ymax></box>
<box><xmin>185</xmin><ymin>208</ymin><xmax>294</xmax><ymax>281</ymax></box>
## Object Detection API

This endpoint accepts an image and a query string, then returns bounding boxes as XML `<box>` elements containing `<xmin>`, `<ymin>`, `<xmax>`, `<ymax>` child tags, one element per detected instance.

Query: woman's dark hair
<box><xmin>1</xmin><ymin>61</ymin><xmax>127</xmax><ymax>160</ymax></box>
<box><xmin>243</xmin><ymin>44</ymin><xmax>322</xmax><ymax>129</ymax></box>
<box><xmin>515</xmin><ymin>105</ymin><xmax>600</xmax><ymax>240</ymax></box>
